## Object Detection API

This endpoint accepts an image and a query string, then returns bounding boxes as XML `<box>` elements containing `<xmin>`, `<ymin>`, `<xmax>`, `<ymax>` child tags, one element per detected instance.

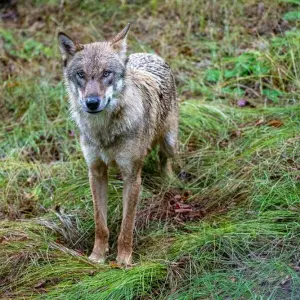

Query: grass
<box><xmin>0</xmin><ymin>0</ymin><xmax>299</xmax><ymax>298</ymax></box>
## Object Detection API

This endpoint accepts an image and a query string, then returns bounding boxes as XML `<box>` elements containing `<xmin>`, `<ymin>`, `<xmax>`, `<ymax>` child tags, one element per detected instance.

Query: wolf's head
<box><xmin>58</xmin><ymin>24</ymin><xmax>130</xmax><ymax>115</ymax></box>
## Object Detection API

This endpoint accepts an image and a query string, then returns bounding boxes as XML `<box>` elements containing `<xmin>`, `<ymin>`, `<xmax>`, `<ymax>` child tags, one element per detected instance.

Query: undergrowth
<box><xmin>0</xmin><ymin>0</ymin><xmax>299</xmax><ymax>299</ymax></box>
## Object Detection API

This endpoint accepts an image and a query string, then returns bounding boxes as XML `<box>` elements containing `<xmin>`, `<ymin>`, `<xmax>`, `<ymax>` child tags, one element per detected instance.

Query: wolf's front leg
<box><xmin>117</xmin><ymin>163</ymin><xmax>142</xmax><ymax>266</ymax></box>
<box><xmin>88</xmin><ymin>160</ymin><xmax>109</xmax><ymax>263</ymax></box>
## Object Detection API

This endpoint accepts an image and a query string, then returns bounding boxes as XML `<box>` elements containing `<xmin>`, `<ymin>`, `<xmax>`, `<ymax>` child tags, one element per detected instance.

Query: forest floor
<box><xmin>0</xmin><ymin>0</ymin><xmax>299</xmax><ymax>299</ymax></box>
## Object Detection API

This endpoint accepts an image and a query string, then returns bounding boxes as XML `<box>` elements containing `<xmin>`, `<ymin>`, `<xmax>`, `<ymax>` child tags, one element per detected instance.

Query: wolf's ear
<box><xmin>110</xmin><ymin>23</ymin><xmax>130</xmax><ymax>61</ymax></box>
<box><xmin>58</xmin><ymin>32</ymin><xmax>83</xmax><ymax>65</ymax></box>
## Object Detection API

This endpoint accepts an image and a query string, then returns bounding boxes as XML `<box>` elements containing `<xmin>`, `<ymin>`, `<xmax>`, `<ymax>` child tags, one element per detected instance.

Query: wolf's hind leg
<box><xmin>159</xmin><ymin>131</ymin><xmax>177</xmax><ymax>177</ymax></box>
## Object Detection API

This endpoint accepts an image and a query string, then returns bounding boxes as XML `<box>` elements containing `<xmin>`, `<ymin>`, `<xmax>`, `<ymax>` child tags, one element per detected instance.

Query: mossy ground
<box><xmin>0</xmin><ymin>0</ymin><xmax>299</xmax><ymax>299</ymax></box>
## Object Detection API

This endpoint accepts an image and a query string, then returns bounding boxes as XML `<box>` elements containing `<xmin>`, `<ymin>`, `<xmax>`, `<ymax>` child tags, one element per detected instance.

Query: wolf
<box><xmin>58</xmin><ymin>24</ymin><xmax>178</xmax><ymax>265</ymax></box>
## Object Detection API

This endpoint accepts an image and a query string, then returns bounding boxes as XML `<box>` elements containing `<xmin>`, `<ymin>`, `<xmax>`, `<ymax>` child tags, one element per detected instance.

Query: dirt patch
<box><xmin>21</xmin><ymin>135</ymin><xmax>63</xmax><ymax>163</ymax></box>
<box><xmin>243</xmin><ymin>2</ymin><xmax>291</xmax><ymax>36</ymax></box>
<box><xmin>136</xmin><ymin>189</ymin><xmax>209</xmax><ymax>229</ymax></box>
<box><xmin>1</xmin><ymin>196</ymin><xmax>40</xmax><ymax>221</ymax></box>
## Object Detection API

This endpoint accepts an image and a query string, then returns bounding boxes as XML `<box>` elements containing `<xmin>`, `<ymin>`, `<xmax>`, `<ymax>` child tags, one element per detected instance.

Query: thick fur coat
<box><xmin>58</xmin><ymin>24</ymin><xmax>178</xmax><ymax>265</ymax></box>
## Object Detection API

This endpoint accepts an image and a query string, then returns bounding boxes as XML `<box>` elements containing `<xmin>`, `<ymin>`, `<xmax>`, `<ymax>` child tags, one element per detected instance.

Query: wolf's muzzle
<box><xmin>86</xmin><ymin>96</ymin><xmax>100</xmax><ymax>110</ymax></box>
<box><xmin>83</xmin><ymin>96</ymin><xmax>108</xmax><ymax>114</ymax></box>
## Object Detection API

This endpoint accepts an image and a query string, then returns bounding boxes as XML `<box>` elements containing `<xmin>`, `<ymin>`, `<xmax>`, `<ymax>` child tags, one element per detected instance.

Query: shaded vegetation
<box><xmin>0</xmin><ymin>0</ymin><xmax>299</xmax><ymax>299</ymax></box>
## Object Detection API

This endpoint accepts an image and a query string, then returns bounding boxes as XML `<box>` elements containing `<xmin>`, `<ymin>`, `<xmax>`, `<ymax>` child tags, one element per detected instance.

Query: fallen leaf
<box><xmin>179</xmin><ymin>45</ymin><xmax>193</xmax><ymax>56</ymax></box>
<box><xmin>182</xmin><ymin>190</ymin><xmax>192</xmax><ymax>199</ymax></box>
<box><xmin>255</xmin><ymin>118</ymin><xmax>265</xmax><ymax>126</ymax></box>
<box><xmin>267</xmin><ymin>119</ymin><xmax>284</xmax><ymax>128</ymax></box>
<box><xmin>6</xmin><ymin>81</ymin><xmax>20</xmax><ymax>88</ymax></box>
<box><xmin>230</xmin><ymin>130</ymin><xmax>242</xmax><ymax>138</ymax></box>
<box><xmin>109</xmin><ymin>261</ymin><xmax>120</xmax><ymax>269</ymax></box>
<box><xmin>34</xmin><ymin>280</ymin><xmax>47</xmax><ymax>289</ymax></box>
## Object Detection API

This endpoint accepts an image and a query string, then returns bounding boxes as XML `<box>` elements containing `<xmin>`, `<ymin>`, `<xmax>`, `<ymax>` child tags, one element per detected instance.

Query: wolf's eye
<box><xmin>76</xmin><ymin>71</ymin><xmax>85</xmax><ymax>79</ymax></box>
<box><xmin>103</xmin><ymin>71</ymin><xmax>111</xmax><ymax>78</ymax></box>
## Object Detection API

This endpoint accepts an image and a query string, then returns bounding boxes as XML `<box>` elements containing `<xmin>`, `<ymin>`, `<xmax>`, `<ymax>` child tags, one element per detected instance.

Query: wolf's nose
<box><xmin>86</xmin><ymin>96</ymin><xmax>100</xmax><ymax>110</ymax></box>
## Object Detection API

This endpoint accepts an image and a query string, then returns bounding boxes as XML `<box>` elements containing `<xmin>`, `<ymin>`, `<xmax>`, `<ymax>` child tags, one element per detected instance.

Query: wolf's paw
<box><xmin>116</xmin><ymin>252</ymin><xmax>132</xmax><ymax>267</ymax></box>
<box><xmin>88</xmin><ymin>252</ymin><xmax>106</xmax><ymax>264</ymax></box>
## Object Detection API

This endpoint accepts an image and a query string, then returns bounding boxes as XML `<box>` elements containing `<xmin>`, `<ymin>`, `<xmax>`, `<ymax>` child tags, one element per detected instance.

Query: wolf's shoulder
<box><xmin>127</xmin><ymin>53</ymin><xmax>166</xmax><ymax>68</ymax></box>
<box><xmin>126</xmin><ymin>53</ymin><xmax>171</xmax><ymax>78</ymax></box>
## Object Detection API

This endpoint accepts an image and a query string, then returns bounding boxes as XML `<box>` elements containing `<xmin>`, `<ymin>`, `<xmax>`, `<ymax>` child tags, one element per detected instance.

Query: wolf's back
<box><xmin>126</xmin><ymin>53</ymin><xmax>177</xmax><ymax>108</ymax></box>
<box><xmin>127</xmin><ymin>53</ymin><xmax>170</xmax><ymax>81</ymax></box>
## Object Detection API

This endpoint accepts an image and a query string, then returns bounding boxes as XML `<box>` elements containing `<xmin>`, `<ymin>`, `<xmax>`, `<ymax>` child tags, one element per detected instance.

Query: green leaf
<box><xmin>279</xmin><ymin>0</ymin><xmax>300</xmax><ymax>5</ymax></box>
<box><xmin>224</xmin><ymin>69</ymin><xmax>238</xmax><ymax>79</ymax></box>
<box><xmin>205</xmin><ymin>69</ymin><xmax>221</xmax><ymax>82</ymax></box>
<box><xmin>262</xmin><ymin>89</ymin><xmax>283</xmax><ymax>102</ymax></box>
<box><xmin>222</xmin><ymin>87</ymin><xmax>245</xmax><ymax>96</ymax></box>
<box><xmin>283</xmin><ymin>11</ymin><xmax>300</xmax><ymax>21</ymax></box>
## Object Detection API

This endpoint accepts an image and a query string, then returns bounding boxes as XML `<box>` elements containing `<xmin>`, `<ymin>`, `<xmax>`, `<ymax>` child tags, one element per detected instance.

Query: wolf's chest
<box><xmin>79</xmin><ymin>115</ymin><xmax>141</xmax><ymax>152</ymax></box>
